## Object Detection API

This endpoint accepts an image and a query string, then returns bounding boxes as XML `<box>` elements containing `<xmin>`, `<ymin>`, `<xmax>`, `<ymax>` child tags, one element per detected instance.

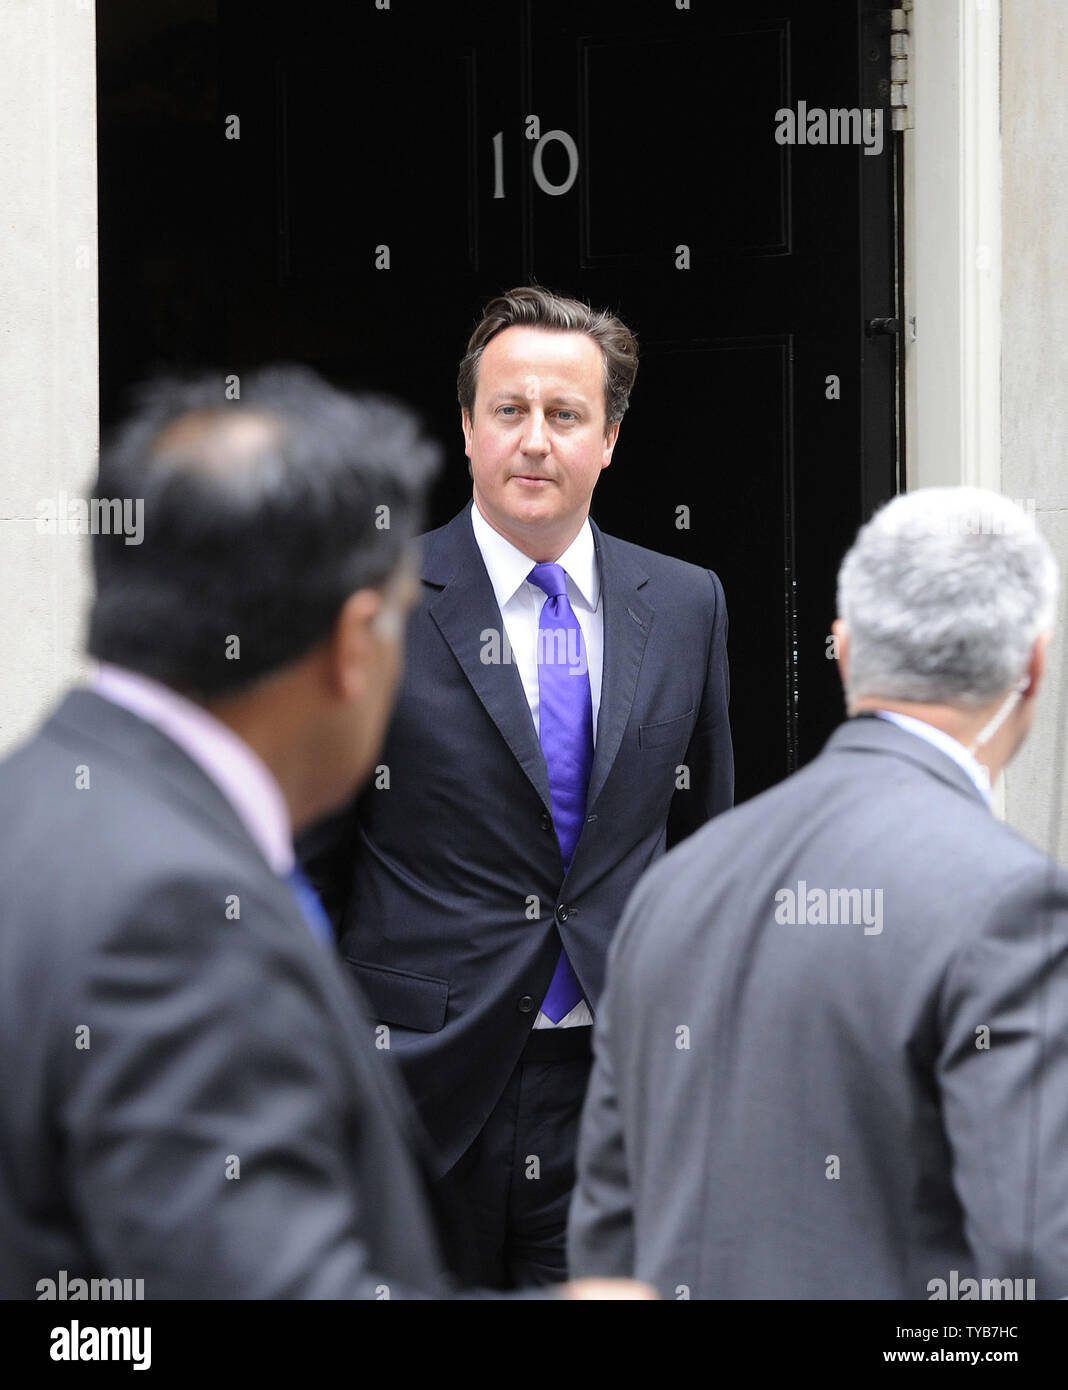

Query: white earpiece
<box><xmin>968</xmin><ymin>675</ymin><xmax>1029</xmax><ymax>753</ymax></box>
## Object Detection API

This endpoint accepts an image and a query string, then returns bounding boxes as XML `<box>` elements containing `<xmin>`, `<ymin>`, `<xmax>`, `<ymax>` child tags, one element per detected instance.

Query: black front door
<box><xmin>97</xmin><ymin>0</ymin><xmax>901</xmax><ymax>803</ymax></box>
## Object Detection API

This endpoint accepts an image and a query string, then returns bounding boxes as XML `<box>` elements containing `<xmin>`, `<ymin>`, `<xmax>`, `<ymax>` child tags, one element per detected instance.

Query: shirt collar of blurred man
<box><xmin>93</xmin><ymin>660</ymin><xmax>294</xmax><ymax>873</ymax></box>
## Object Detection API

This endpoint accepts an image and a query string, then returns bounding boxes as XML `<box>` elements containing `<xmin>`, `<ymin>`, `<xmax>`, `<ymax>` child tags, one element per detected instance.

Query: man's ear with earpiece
<box><xmin>1021</xmin><ymin>630</ymin><xmax>1052</xmax><ymax>701</ymax></box>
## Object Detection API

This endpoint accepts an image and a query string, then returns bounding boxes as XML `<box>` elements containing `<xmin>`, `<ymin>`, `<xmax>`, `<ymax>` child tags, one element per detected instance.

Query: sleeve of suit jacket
<box><xmin>666</xmin><ymin>568</ymin><xmax>733</xmax><ymax>848</ymax></box>
<box><xmin>55</xmin><ymin>874</ymin><xmax>446</xmax><ymax>1299</ymax></box>
<box><xmin>566</xmin><ymin>895</ymin><xmax>639</xmax><ymax>1278</ymax></box>
<box><xmin>936</xmin><ymin>862</ymin><xmax>1068</xmax><ymax>1297</ymax></box>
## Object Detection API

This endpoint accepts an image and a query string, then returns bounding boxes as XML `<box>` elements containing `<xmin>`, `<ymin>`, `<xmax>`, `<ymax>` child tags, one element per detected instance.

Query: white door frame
<box><xmin>904</xmin><ymin>0</ymin><xmax>1001</xmax><ymax>494</ymax></box>
<box><xmin>903</xmin><ymin>0</ymin><xmax>1005</xmax><ymax>815</ymax></box>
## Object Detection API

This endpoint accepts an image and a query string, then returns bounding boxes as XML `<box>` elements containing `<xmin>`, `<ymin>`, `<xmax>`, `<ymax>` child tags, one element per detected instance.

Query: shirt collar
<box><xmin>469</xmin><ymin>499</ymin><xmax>600</xmax><ymax>611</ymax></box>
<box><xmin>873</xmin><ymin>709</ymin><xmax>993</xmax><ymax>805</ymax></box>
<box><xmin>91</xmin><ymin>662</ymin><xmax>295</xmax><ymax>873</ymax></box>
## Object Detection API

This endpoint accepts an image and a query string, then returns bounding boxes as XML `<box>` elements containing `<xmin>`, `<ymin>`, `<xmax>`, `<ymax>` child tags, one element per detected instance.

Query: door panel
<box><xmin>96</xmin><ymin>0</ymin><xmax>900</xmax><ymax>805</ymax></box>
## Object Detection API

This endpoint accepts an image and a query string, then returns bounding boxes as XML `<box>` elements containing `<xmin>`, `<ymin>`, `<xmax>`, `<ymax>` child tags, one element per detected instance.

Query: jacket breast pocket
<box><xmin>638</xmin><ymin>707</ymin><xmax>696</xmax><ymax>751</ymax></box>
<box><xmin>346</xmin><ymin>959</ymin><xmax>449</xmax><ymax>1033</ymax></box>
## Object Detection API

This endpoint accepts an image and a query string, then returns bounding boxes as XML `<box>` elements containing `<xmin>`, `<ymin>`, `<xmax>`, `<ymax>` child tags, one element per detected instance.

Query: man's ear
<box><xmin>832</xmin><ymin>618</ymin><xmax>850</xmax><ymax>689</ymax></box>
<box><xmin>1022</xmin><ymin>629</ymin><xmax>1051</xmax><ymax>701</ymax></box>
<box><xmin>328</xmin><ymin>589</ymin><xmax>383</xmax><ymax>701</ymax></box>
<box><xmin>601</xmin><ymin>420</ymin><xmax>620</xmax><ymax>469</ymax></box>
<box><xmin>461</xmin><ymin>408</ymin><xmax>473</xmax><ymax>459</ymax></box>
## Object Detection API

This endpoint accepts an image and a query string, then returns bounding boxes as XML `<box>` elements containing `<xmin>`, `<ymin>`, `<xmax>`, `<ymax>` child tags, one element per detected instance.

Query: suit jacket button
<box><xmin>517</xmin><ymin>995</ymin><xmax>536</xmax><ymax>1014</ymax></box>
<box><xmin>556</xmin><ymin>905</ymin><xmax>570</xmax><ymax>922</ymax></box>
<box><xmin>540</xmin><ymin>812</ymin><xmax>552</xmax><ymax>831</ymax></box>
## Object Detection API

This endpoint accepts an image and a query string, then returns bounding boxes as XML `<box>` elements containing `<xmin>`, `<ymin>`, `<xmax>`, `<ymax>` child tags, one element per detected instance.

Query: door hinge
<box><xmin>890</xmin><ymin>4</ymin><xmax>913</xmax><ymax>130</ymax></box>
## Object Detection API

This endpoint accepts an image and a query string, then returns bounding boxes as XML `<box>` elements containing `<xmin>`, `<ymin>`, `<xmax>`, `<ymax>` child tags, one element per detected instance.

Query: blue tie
<box><xmin>528</xmin><ymin>562</ymin><xmax>593</xmax><ymax>1022</ymax></box>
<box><xmin>285</xmin><ymin>866</ymin><xmax>335</xmax><ymax>948</ymax></box>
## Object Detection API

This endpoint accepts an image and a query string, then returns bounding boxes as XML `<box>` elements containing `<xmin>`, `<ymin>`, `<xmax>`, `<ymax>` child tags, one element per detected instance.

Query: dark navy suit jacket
<box><xmin>301</xmin><ymin>506</ymin><xmax>734</xmax><ymax>1176</ymax></box>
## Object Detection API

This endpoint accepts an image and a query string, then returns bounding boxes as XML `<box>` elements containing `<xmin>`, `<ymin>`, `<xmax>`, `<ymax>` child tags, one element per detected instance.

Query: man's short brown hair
<box><xmin>457</xmin><ymin>285</ymin><xmax>638</xmax><ymax>429</ymax></box>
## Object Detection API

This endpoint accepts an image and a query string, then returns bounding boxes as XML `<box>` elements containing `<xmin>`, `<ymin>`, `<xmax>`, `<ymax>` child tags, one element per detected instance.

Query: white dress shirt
<box><xmin>470</xmin><ymin>501</ymin><xmax>600</xmax><ymax>1028</ymax></box>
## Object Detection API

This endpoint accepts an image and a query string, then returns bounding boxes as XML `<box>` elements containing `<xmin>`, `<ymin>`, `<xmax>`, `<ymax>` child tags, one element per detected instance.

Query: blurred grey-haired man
<box><xmin>569</xmin><ymin>487</ymin><xmax>1068</xmax><ymax>1300</ymax></box>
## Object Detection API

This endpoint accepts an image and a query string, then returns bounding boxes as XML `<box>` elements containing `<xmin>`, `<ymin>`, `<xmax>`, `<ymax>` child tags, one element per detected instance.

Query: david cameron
<box><xmin>301</xmin><ymin>285</ymin><xmax>734</xmax><ymax>1288</ymax></box>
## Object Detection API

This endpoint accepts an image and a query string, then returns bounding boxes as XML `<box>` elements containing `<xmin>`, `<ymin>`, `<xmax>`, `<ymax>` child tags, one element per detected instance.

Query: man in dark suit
<box><xmin>569</xmin><ymin>486</ymin><xmax>1068</xmax><ymax>1299</ymax></box>
<box><xmin>301</xmin><ymin>286</ymin><xmax>734</xmax><ymax>1288</ymax></box>
<box><xmin>0</xmin><ymin>366</ymin><xmax>648</xmax><ymax>1300</ymax></box>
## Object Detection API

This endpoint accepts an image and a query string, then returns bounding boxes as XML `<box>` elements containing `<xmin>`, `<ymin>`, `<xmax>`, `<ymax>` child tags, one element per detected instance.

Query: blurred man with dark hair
<box><xmin>0</xmin><ymin>365</ymin><xmax>649</xmax><ymax>1300</ymax></box>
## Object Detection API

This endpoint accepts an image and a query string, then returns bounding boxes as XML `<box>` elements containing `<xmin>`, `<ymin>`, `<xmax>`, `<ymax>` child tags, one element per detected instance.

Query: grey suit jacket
<box><xmin>0</xmin><ymin>690</ymin><xmax>453</xmax><ymax>1299</ymax></box>
<box><xmin>568</xmin><ymin>715</ymin><xmax>1068</xmax><ymax>1299</ymax></box>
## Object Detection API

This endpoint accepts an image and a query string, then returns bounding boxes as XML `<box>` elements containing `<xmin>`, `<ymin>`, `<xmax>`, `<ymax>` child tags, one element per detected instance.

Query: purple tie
<box><xmin>285</xmin><ymin>866</ymin><xmax>335</xmax><ymax>948</ymax></box>
<box><xmin>528</xmin><ymin>562</ymin><xmax>592</xmax><ymax>1022</ymax></box>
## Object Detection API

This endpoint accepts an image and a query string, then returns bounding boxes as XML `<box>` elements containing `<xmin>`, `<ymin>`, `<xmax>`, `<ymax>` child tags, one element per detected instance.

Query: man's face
<box><xmin>461</xmin><ymin>326</ymin><xmax>620</xmax><ymax>557</ymax></box>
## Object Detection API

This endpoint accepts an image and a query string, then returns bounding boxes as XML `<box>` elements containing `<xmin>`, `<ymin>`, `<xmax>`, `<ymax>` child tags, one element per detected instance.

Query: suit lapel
<box><xmin>423</xmin><ymin>509</ymin><xmax>553</xmax><ymax>815</ymax></box>
<box><xmin>586</xmin><ymin>523</ymin><xmax>652</xmax><ymax>812</ymax></box>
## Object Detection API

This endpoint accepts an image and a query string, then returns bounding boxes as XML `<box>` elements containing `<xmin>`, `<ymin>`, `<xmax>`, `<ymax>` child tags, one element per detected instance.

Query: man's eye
<box><xmin>555</xmin><ymin>411</ymin><xmax>576</xmax><ymax>422</ymax></box>
<box><xmin>497</xmin><ymin>406</ymin><xmax>519</xmax><ymax>417</ymax></box>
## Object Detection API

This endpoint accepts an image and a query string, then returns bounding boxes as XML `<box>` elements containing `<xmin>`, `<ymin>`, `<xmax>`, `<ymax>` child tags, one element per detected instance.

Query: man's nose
<box><xmin>521</xmin><ymin>411</ymin><xmax>551</xmax><ymax>454</ymax></box>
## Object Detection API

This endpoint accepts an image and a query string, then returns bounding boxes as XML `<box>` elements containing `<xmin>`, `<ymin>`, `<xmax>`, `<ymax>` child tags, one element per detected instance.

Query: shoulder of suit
<box><xmin>1</xmin><ymin>711</ymin><xmax>289</xmax><ymax>921</ymax></box>
<box><xmin>594</xmin><ymin>526</ymin><xmax>724</xmax><ymax>590</ymax></box>
<box><xmin>613</xmin><ymin>748</ymin><xmax>1065</xmax><ymax>939</ymax></box>
<box><xmin>418</xmin><ymin>515</ymin><xmax>463</xmax><ymax>548</ymax></box>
